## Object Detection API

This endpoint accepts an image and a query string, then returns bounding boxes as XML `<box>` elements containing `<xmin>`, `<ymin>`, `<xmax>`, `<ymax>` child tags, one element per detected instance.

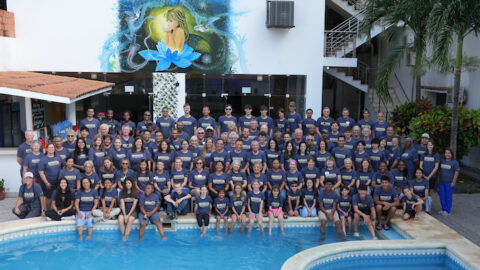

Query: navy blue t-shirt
<box><xmin>229</xmin><ymin>171</ymin><xmax>247</xmax><ymax>186</ymax></box>
<box><xmin>410</xmin><ymin>179</ymin><xmax>429</xmax><ymax>198</ymax></box>
<box><xmin>22</xmin><ymin>153</ymin><xmax>43</xmax><ymax>179</ymax></box>
<box><xmin>208</xmin><ymin>172</ymin><xmax>229</xmax><ymax>191</ymax></box>
<box><xmin>302</xmin><ymin>188</ymin><xmax>318</xmax><ymax>208</ymax></box>
<box><xmin>214</xmin><ymin>197</ymin><xmax>229</xmax><ymax>212</ymax></box>
<box><xmin>76</xmin><ymin>189</ymin><xmax>99</xmax><ymax>211</ymax></box>
<box><xmin>248</xmin><ymin>191</ymin><xmax>265</xmax><ymax>214</ymax></box>
<box><xmin>373</xmin><ymin>187</ymin><xmax>398</xmax><ymax>203</ymax></box>
<box><xmin>230</xmin><ymin>195</ymin><xmax>247</xmax><ymax>213</ymax></box>
<box><xmin>171</xmin><ymin>168</ymin><xmax>188</xmax><ymax>184</ymax></box>
<box><xmin>338</xmin><ymin>196</ymin><xmax>352</xmax><ymax>213</ymax></box>
<box><xmin>38</xmin><ymin>156</ymin><xmax>64</xmax><ymax>184</ymax></box>
<box><xmin>153</xmin><ymin>170</ymin><xmax>170</xmax><ymax>190</ymax></box>
<box><xmin>318</xmin><ymin>190</ymin><xmax>338</xmax><ymax>210</ymax></box>
<box><xmin>189</xmin><ymin>169</ymin><xmax>209</xmax><ymax>188</ymax></box>
<box><xmin>286</xmin><ymin>170</ymin><xmax>304</xmax><ymax>187</ymax></box>
<box><xmin>178</xmin><ymin>115</ymin><xmax>197</xmax><ymax>137</ymax></box>
<box><xmin>136</xmin><ymin>172</ymin><xmax>153</xmax><ymax>192</ymax></box>
<box><xmin>268</xmin><ymin>196</ymin><xmax>284</xmax><ymax>209</ymax></box>
<box><xmin>352</xmin><ymin>193</ymin><xmax>374</xmax><ymax>211</ymax></box>
<box><xmin>139</xmin><ymin>193</ymin><xmax>160</xmax><ymax>213</ymax></box>
<box><xmin>195</xmin><ymin>195</ymin><xmax>212</xmax><ymax>215</ymax></box>
<box><xmin>58</xmin><ymin>168</ymin><xmax>81</xmax><ymax>191</ymax></box>
<box><xmin>19</xmin><ymin>183</ymin><xmax>43</xmax><ymax>208</ymax></box>
<box><xmin>267</xmin><ymin>169</ymin><xmax>286</xmax><ymax>188</ymax></box>
<box><xmin>439</xmin><ymin>159</ymin><xmax>460</xmax><ymax>182</ymax></box>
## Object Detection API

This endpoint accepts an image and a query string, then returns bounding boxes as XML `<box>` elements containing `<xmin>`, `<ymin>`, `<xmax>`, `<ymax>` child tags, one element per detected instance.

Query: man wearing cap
<box><xmin>12</xmin><ymin>172</ymin><xmax>45</xmax><ymax>219</ymax></box>
<box><xmin>287</xmin><ymin>101</ymin><xmax>302</xmax><ymax>134</ymax></box>
<box><xmin>415</xmin><ymin>133</ymin><xmax>430</xmax><ymax>157</ymax></box>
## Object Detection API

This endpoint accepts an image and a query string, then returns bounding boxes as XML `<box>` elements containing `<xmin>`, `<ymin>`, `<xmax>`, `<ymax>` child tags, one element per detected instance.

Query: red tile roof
<box><xmin>0</xmin><ymin>71</ymin><xmax>114</xmax><ymax>98</ymax></box>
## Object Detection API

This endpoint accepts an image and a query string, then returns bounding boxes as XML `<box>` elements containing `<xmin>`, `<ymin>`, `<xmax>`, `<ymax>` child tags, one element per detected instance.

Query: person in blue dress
<box><xmin>75</xmin><ymin>177</ymin><xmax>99</xmax><ymax>240</ymax></box>
<box><xmin>118</xmin><ymin>177</ymin><xmax>139</xmax><ymax>241</ymax></box>
<box><xmin>247</xmin><ymin>180</ymin><xmax>265</xmax><ymax>234</ymax></box>
<box><xmin>12</xmin><ymin>172</ymin><xmax>45</xmax><ymax>219</ymax></box>
<box><xmin>438</xmin><ymin>149</ymin><xmax>460</xmax><ymax>216</ymax></box>
<box><xmin>419</xmin><ymin>141</ymin><xmax>439</xmax><ymax>190</ymax></box>
<box><xmin>138</xmin><ymin>183</ymin><xmax>167</xmax><ymax>242</ymax></box>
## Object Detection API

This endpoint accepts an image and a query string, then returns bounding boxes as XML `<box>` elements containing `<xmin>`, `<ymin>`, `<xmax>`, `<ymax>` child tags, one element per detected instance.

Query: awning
<box><xmin>0</xmin><ymin>71</ymin><xmax>115</xmax><ymax>104</ymax></box>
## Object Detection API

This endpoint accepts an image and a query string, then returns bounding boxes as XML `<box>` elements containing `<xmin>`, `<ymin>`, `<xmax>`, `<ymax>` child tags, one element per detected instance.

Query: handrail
<box><xmin>393</xmin><ymin>72</ymin><xmax>410</xmax><ymax>102</ymax></box>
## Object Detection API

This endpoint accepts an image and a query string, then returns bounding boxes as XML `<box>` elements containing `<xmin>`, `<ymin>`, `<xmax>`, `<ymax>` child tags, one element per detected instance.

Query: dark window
<box><xmin>0</xmin><ymin>0</ymin><xmax>7</xmax><ymax>11</ymax></box>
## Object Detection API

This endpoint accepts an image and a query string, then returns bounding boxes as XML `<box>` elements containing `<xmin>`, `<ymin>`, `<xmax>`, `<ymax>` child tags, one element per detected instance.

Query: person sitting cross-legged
<box><xmin>164</xmin><ymin>182</ymin><xmax>192</xmax><ymax>220</ymax></box>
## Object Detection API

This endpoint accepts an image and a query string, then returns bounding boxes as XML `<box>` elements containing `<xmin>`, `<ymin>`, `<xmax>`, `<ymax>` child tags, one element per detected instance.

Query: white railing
<box><xmin>324</xmin><ymin>9</ymin><xmax>366</xmax><ymax>57</ymax></box>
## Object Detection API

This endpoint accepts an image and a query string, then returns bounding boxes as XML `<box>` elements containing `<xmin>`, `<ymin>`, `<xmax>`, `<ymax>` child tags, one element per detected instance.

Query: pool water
<box><xmin>311</xmin><ymin>252</ymin><xmax>470</xmax><ymax>270</ymax></box>
<box><xmin>0</xmin><ymin>226</ymin><xmax>403</xmax><ymax>270</ymax></box>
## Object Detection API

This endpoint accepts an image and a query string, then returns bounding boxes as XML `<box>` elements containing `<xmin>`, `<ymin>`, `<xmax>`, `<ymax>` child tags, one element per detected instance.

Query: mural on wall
<box><xmin>101</xmin><ymin>0</ymin><xmax>247</xmax><ymax>73</ymax></box>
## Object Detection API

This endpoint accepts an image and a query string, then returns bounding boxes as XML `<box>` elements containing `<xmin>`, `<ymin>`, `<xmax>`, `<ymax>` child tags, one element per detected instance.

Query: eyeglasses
<box><xmin>198</xmin><ymin>132</ymin><xmax>204</xmax><ymax>134</ymax></box>
<box><xmin>122</xmin><ymin>163</ymin><xmax>129</xmax><ymax>165</ymax></box>
<box><xmin>67</xmin><ymin>135</ymin><xmax>75</xmax><ymax>137</ymax></box>
<box><xmin>225</xmin><ymin>108</ymin><xmax>232</xmax><ymax>111</ymax></box>
<box><xmin>197</xmin><ymin>162</ymin><xmax>203</xmax><ymax>165</ymax></box>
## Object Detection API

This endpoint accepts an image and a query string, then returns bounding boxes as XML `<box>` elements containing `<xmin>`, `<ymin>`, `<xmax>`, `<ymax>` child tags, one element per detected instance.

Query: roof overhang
<box><xmin>0</xmin><ymin>86</ymin><xmax>112</xmax><ymax>104</ymax></box>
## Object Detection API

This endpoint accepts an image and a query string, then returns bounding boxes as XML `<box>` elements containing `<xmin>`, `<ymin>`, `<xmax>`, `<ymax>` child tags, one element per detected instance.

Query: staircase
<box><xmin>324</xmin><ymin>60</ymin><xmax>370</xmax><ymax>92</ymax></box>
<box><xmin>368</xmin><ymin>87</ymin><xmax>402</xmax><ymax>120</ymax></box>
<box><xmin>326</xmin><ymin>0</ymin><xmax>364</xmax><ymax>17</ymax></box>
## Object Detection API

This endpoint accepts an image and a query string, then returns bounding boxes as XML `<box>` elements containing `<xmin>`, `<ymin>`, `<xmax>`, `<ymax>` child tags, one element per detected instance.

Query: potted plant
<box><xmin>0</xmin><ymin>178</ymin><xmax>5</xmax><ymax>200</ymax></box>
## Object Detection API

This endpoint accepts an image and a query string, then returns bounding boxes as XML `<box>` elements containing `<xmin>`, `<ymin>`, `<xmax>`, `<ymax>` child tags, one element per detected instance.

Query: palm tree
<box><xmin>360</xmin><ymin>0</ymin><xmax>435</xmax><ymax>102</ymax></box>
<box><xmin>427</xmin><ymin>0</ymin><xmax>480</xmax><ymax>158</ymax></box>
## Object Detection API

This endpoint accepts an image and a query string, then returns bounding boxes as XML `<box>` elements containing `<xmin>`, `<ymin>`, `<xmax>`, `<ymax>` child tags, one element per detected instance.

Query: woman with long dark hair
<box><xmin>45</xmin><ymin>178</ymin><xmax>75</xmax><ymax>221</ymax></box>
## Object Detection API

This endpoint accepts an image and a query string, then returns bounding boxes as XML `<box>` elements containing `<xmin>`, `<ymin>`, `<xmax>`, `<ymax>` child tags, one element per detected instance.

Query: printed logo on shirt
<box><xmin>305</xmin><ymin>173</ymin><xmax>316</xmax><ymax>179</ymax></box>
<box><xmin>380</xmin><ymin>195</ymin><xmax>392</xmax><ymax>201</ymax></box>
<box><xmin>198</xmin><ymin>202</ymin><xmax>210</xmax><ymax>207</ymax></box>
<box><xmin>85</xmin><ymin>124</ymin><xmax>97</xmax><ymax>128</ymax></box>
<box><xmin>182</xmin><ymin>121</ymin><xmax>193</xmax><ymax>126</ymax></box>
<box><xmin>138</xmin><ymin>177</ymin><xmax>150</xmax><ymax>182</ymax></box>
<box><xmin>160</xmin><ymin>123</ymin><xmax>171</xmax><ymax>127</ymax></box>
<box><xmin>132</xmin><ymin>153</ymin><xmax>143</xmax><ymax>159</ymax></box>
<box><xmin>342</xmin><ymin>175</ymin><xmax>352</xmax><ymax>180</ymax></box>
<box><xmin>340</xmin><ymin>201</ymin><xmax>351</xmax><ymax>208</ymax></box>
<box><xmin>216</xmin><ymin>203</ymin><xmax>226</xmax><ymax>209</ymax></box>
<box><xmin>441</xmin><ymin>164</ymin><xmax>451</xmax><ymax>170</ymax></box>
<box><xmin>144</xmin><ymin>200</ymin><xmax>156</xmax><ymax>206</ymax></box>
<box><xmin>95</xmin><ymin>152</ymin><xmax>105</xmax><ymax>157</ymax></box>
<box><xmin>322</xmin><ymin>198</ymin><xmax>334</xmax><ymax>204</ymax></box>
<box><xmin>24</xmin><ymin>192</ymin><xmax>34</xmax><ymax>198</ymax></box>
<box><xmin>48</xmin><ymin>160</ymin><xmax>60</xmax><ymax>166</ymax></box>
<box><xmin>305</xmin><ymin>195</ymin><xmax>314</xmax><ymax>200</ymax></box>
<box><xmin>234</xmin><ymin>200</ymin><xmax>244</xmax><ymax>206</ymax></box>
<box><xmin>212</xmin><ymin>179</ymin><xmax>225</xmax><ymax>184</ymax></box>
<box><xmin>32</xmin><ymin>158</ymin><xmax>41</xmax><ymax>164</ymax></box>
<box><xmin>271</xmin><ymin>202</ymin><xmax>280</xmax><ymax>208</ymax></box>
<box><xmin>423</xmin><ymin>157</ymin><xmax>435</xmax><ymax>162</ymax></box>
<box><xmin>154</xmin><ymin>176</ymin><xmax>166</xmax><ymax>183</ymax></box>
<box><xmin>81</xmin><ymin>196</ymin><xmax>94</xmax><ymax>202</ymax></box>
<box><xmin>251</xmin><ymin>197</ymin><xmax>262</xmax><ymax>203</ymax></box>
<box><xmin>375</xmin><ymin>127</ymin><xmax>386</xmax><ymax>132</ymax></box>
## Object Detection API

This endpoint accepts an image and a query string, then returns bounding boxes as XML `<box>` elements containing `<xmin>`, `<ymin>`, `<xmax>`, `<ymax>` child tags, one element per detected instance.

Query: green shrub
<box><xmin>390</xmin><ymin>97</ymin><xmax>433</xmax><ymax>135</ymax></box>
<box><xmin>408</xmin><ymin>105</ymin><xmax>480</xmax><ymax>159</ymax></box>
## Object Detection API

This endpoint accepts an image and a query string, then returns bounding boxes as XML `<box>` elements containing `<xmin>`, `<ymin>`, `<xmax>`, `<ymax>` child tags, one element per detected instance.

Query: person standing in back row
<box><xmin>156</xmin><ymin>107</ymin><xmax>175</xmax><ymax>140</ymax></box>
<box><xmin>287</xmin><ymin>101</ymin><xmax>301</xmax><ymax>134</ymax></box>
<box><xmin>78</xmin><ymin>107</ymin><xmax>100</xmax><ymax>141</ymax></box>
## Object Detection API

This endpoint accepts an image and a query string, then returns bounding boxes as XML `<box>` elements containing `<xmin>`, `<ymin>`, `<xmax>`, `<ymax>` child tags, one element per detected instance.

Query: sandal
<box><xmin>383</xmin><ymin>223</ymin><xmax>391</xmax><ymax>231</ymax></box>
<box><xmin>376</xmin><ymin>223</ymin><xmax>383</xmax><ymax>230</ymax></box>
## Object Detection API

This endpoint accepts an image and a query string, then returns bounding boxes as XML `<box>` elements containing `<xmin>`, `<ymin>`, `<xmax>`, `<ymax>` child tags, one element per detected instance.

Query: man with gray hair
<box><xmin>17</xmin><ymin>130</ymin><xmax>40</xmax><ymax>176</ymax></box>
<box><xmin>63</xmin><ymin>130</ymin><xmax>77</xmax><ymax>154</ymax></box>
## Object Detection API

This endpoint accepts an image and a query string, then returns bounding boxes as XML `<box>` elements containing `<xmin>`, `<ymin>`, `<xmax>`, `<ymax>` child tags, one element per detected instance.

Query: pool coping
<box><xmin>0</xmin><ymin>212</ymin><xmax>479</xmax><ymax>270</ymax></box>
<box><xmin>281</xmin><ymin>212</ymin><xmax>480</xmax><ymax>270</ymax></box>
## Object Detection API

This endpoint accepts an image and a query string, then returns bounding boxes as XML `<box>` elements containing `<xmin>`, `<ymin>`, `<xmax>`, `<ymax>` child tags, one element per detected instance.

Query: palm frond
<box><xmin>375</xmin><ymin>46</ymin><xmax>406</xmax><ymax>103</ymax></box>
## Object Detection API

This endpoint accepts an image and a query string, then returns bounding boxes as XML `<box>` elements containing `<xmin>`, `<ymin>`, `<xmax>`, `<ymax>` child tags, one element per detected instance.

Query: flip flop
<box><xmin>376</xmin><ymin>223</ymin><xmax>383</xmax><ymax>230</ymax></box>
<box><xmin>383</xmin><ymin>223</ymin><xmax>390</xmax><ymax>230</ymax></box>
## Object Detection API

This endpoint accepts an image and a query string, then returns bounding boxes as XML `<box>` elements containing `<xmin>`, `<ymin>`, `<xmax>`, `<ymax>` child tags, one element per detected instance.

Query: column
<box><xmin>24</xmin><ymin>97</ymin><xmax>33</xmax><ymax>130</ymax></box>
<box><xmin>66</xmin><ymin>102</ymin><xmax>76</xmax><ymax>126</ymax></box>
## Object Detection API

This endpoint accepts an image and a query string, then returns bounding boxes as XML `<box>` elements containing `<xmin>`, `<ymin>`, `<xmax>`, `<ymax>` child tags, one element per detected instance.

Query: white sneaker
<box><xmin>45</xmin><ymin>217</ymin><xmax>52</xmax><ymax>221</ymax></box>
<box><xmin>353</xmin><ymin>232</ymin><xmax>360</xmax><ymax>238</ymax></box>
<box><xmin>373</xmin><ymin>236</ymin><xmax>378</xmax><ymax>240</ymax></box>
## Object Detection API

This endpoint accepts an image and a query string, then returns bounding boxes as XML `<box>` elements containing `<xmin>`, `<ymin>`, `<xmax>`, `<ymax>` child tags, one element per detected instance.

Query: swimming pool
<box><xmin>0</xmin><ymin>226</ymin><xmax>404</xmax><ymax>270</ymax></box>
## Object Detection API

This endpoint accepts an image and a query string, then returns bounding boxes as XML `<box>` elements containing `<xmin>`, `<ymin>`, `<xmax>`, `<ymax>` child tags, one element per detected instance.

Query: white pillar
<box><xmin>24</xmin><ymin>97</ymin><xmax>33</xmax><ymax>130</ymax></box>
<box><xmin>305</xmin><ymin>72</ymin><xmax>324</xmax><ymax>119</ymax></box>
<box><xmin>66</xmin><ymin>102</ymin><xmax>76</xmax><ymax>125</ymax></box>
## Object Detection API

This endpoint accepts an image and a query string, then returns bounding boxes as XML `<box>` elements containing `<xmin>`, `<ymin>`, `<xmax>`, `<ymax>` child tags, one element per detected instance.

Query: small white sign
<box><xmin>125</xmin><ymin>86</ymin><xmax>134</xmax><ymax>93</ymax></box>
<box><xmin>242</xmin><ymin>87</ymin><xmax>251</xmax><ymax>94</ymax></box>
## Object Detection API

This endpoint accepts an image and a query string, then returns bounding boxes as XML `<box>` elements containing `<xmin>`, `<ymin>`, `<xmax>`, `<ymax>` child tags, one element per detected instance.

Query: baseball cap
<box><xmin>206</xmin><ymin>126</ymin><xmax>214</xmax><ymax>131</ymax></box>
<box><xmin>421</xmin><ymin>133</ymin><xmax>430</xmax><ymax>139</ymax></box>
<box><xmin>289</xmin><ymin>101</ymin><xmax>296</xmax><ymax>107</ymax></box>
<box><xmin>24</xmin><ymin>172</ymin><xmax>34</xmax><ymax>178</ymax></box>
<box><xmin>406</xmin><ymin>137</ymin><xmax>414</xmax><ymax>143</ymax></box>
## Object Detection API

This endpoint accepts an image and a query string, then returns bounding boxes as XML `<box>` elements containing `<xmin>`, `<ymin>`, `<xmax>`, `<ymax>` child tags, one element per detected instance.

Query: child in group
<box><xmin>402</xmin><ymin>187</ymin><xmax>424</xmax><ymax>220</ymax></box>
<box><xmin>214</xmin><ymin>189</ymin><xmax>230</xmax><ymax>235</ymax></box>
<box><xmin>267</xmin><ymin>185</ymin><xmax>285</xmax><ymax>235</ymax></box>
<box><xmin>230</xmin><ymin>183</ymin><xmax>247</xmax><ymax>235</ymax></box>
<box><xmin>195</xmin><ymin>185</ymin><xmax>212</xmax><ymax>237</ymax></box>
<box><xmin>286</xmin><ymin>182</ymin><xmax>302</xmax><ymax>216</ymax></box>
<box><xmin>118</xmin><ymin>177</ymin><xmax>139</xmax><ymax>241</ymax></box>
<box><xmin>75</xmin><ymin>177</ymin><xmax>99</xmax><ymax>241</ymax></box>
<box><xmin>93</xmin><ymin>178</ymin><xmax>120</xmax><ymax>222</ymax></box>
<box><xmin>300</xmin><ymin>178</ymin><xmax>317</xmax><ymax>217</ymax></box>
<box><xmin>337</xmin><ymin>186</ymin><xmax>353</xmax><ymax>237</ymax></box>
<box><xmin>247</xmin><ymin>180</ymin><xmax>265</xmax><ymax>234</ymax></box>
<box><xmin>138</xmin><ymin>183</ymin><xmax>167</xmax><ymax>242</ymax></box>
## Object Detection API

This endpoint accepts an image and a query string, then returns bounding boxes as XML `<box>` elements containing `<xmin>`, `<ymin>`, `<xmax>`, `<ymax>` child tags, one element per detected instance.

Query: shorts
<box><xmin>122</xmin><ymin>209</ymin><xmax>138</xmax><ymax>218</ymax></box>
<box><xmin>215</xmin><ymin>212</ymin><xmax>230</xmax><ymax>218</ymax></box>
<box><xmin>338</xmin><ymin>211</ymin><xmax>352</xmax><ymax>218</ymax></box>
<box><xmin>40</xmin><ymin>181</ymin><xmax>56</xmax><ymax>198</ymax></box>
<box><xmin>319</xmin><ymin>209</ymin><xmax>339</xmax><ymax>222</ymax></box>
<box><xmin>196</xmin><ymin>213</ymin><xmax>210</xmax><ymax>227</ymax></box>
<box><xmin>268</xmin><ymin>208</ymin><xmax>284</xmax><ymax>216</ymax></box>
<box><xmin>76</xmin><ymin>211</ymin><xmax>94</xmax><ymax>228</ymax></box>
<box><xmin>405</xmin><ymin>209</ymin><xmax>416</xmax><ymax>218</ymax></box>
<box><xmin>359</xmin><ymin>208</ymin><xmax>371</xmax><ymax>216</ymax></box>
<box><xmin>139</xmin><ymin>212</ymin><xmax>160</xmax><ymax>224</ymax></box>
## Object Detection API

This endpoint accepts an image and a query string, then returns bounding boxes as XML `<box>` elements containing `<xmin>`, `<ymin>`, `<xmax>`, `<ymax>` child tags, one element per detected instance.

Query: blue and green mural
<box><xmin>101</xmin><ymin>0</ymin><xmax>247</xmax><ymax>73</ymax></box>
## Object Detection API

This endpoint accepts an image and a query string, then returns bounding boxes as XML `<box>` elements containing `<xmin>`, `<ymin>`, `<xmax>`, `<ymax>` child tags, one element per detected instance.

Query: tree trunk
<box><xmin>450</xmin><ymin>36</ymin><xmax>463</xmax><ymax>159</ymax></box>
<box><xmin>414</xmin><ymin>46</ymin><xmax>423</xmax><ymax>101</ymax></box>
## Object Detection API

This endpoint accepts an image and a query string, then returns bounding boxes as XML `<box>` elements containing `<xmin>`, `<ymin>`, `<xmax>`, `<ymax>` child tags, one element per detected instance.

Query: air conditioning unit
<box><xmin>447</xmin><ymin>87</ymin><xmax>467</xmax><ymax>104</ymax></box>
<box><xmin>266</xmin><ymin>1</ymin><xmax>294</xmax><ymax>28</ymax></box>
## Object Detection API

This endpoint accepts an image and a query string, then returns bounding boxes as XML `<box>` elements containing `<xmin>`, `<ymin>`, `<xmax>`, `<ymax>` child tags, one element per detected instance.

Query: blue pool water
<box><xmin>0</xmin><ymin>226</ymin><xmax>400</xmax><ymax>270</ymax></box>
<box><xmin>311</xmin><ymin>251</ymin><xmax>470</xmax><ymax>270</ymax></box>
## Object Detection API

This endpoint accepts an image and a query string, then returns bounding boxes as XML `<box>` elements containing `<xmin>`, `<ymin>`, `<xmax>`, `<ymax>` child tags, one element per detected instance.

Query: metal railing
<box><xmin>368</xmin><ymin>85</ymin><xmax>392</xmax><ymax>120</ymax></box>
<box><xmin>324</xmin><ymin>9</ymin><xmax>366</xmax><ymax>57</ymax></box>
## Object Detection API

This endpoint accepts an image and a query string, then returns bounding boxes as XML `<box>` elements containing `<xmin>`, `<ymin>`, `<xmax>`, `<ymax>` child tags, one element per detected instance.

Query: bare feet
<box><xmin>78</xmin><ymin>236</ymin><xmax>83</xmax><ymax>241</ymax></box>
<box><xmin>86</xmin><ymin>235</ymin><xmax>91</xmax><ymax>240</ymax></box>
<box><xmin>122</xmin><ymin>235</ymin><xmax>128</xmax><ymax>241</ymax></box>
<box><xmin>161</xmin><ymin>235</ymin><xmax>167</xmax><ymax>240</ymax></box>
<box><xmin>268</xmin><ymin>231</ymin><xmax>272</xmax><ymax>236</ymax></box>
<box><xmin>138</xmin><ymin>237</ymin><xmax>143</xmax><ymax>242</ymax></box>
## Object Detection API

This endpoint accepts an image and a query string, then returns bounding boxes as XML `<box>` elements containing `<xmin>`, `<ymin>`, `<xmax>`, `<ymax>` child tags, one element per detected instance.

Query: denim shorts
<box><xmin>76</xmin><ymin>211</ymin><xmax>94</xmax><ymax>228</ymax></box>
<box><xmin>139</xmin><ymin>212</ymin><xmax>160</xmax><ymax>224</ymax></box>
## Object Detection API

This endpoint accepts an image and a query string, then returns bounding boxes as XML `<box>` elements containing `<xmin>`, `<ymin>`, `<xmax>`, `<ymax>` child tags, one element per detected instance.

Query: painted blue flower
<box><xmin>139</xmin><ymin>40</ymin><xmax>201</xmax><ymax>71</ymax></box>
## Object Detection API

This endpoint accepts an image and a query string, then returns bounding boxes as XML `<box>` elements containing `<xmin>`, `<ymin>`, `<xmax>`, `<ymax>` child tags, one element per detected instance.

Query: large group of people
<box><xmin>13</xmin><ymin>101</ymin><xmax>460</xmax><ymax>241</ymax></box>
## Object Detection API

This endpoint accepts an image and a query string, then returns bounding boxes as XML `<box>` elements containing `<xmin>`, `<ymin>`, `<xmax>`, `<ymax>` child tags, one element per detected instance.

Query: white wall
<box><xmin>0</xmin><ymin>36</ymin><xmax>18</xmax><ymax>71</ymax></box>
<box><xmin>0</xmin><ymin>149</ymin><xmax>22</xmax><ymax>195</ymax></box>
<box><xmin>8</xmin><ymin>0</ymin><xmax>117</xmax><ymax>72</ymax></box>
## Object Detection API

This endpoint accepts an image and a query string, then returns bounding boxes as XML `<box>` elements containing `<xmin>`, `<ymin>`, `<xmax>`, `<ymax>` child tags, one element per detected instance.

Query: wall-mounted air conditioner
<box><xmin>266</xmin><ymin>1</ymin><xmax>294</xmax><ymax>28</ymax></box>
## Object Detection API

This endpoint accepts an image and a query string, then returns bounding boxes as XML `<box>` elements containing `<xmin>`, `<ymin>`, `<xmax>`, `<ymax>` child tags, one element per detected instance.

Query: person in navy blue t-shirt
<box><xmin>267</xmin><ymin>185</ymin><xmax>285</xmax><ymax>235</ymax></box>
<box><xmin>230</xmin><ymin>183</ymin><xmax>247</xmax><ymax>235</ymax></box>
<box><xmin>195</xmin><ymin>186</ymin><xmax>212</xmax><ymax>237</ymax></box>
<box><xmin>337</xmin><ymin>186</ymin><xmax>353</xmax><ymax>237</ymax></box>
<box><xmin>155</xmin><ymin>107</ymin><xmax>175</xmax><ymax>140</ymax></box>
<box><xmin>287</xmin><ymin>101</ymin><xmax>302</xmax><ymax>134</ymax></box>
<box><xmin>247</xmin><ymin>180</ymin><xmax>265</xmax><ymax>234</ymax></box>
<box><xmin>164</xmin><ymin>182</ymin><xmax>192</xmax><ymax>220</ymax></box>
<box><xmin>12</xmin><ymin>172</ymin><xmax>45</xmax><ymax>219</ymax></box>
<box><xmin>218</xmin><ymin>104</ymin><xmax>237</xmax><ymax>135</ymax></box>
<box><xmin>75</xmin><ymin>177</ymin><xmax>99</xmax><ymax>240</ymax></box>
<box><xmin>138</xmin><ymin>183</ymin><xmax>167</xmax><ymax>242</ymax></box>
<box><xmin>78</xmin><ymin>108</ymin><xmax>100</xmax><ymax>140</ymax></box>
<box><xmin>352</xmin><ymin>184</ymin><xmax>377</xmax><ymax>239</ymax></box>
<box><xmin>118</xmin><ymin>177</ymin><xmax>139</xmax><ymax>241</ymax></box>
<box><xmin>438</xmin><ymin>149</ymin><xmax>460</xmax><ymax>215</ymax></box>
<box><xmin>401</xmin><ymin>187</ymin><xmax>424</xmax><ymax>220</ymax></box>
<box><xmin>373</xmin><ymin>176</ymin><xmax>400</xmax><ymax>230</ymax></box>
<box><xmin>214</xmin><ymin>190</ymin><xmax>230</xmax><ymax>235</ymax></box>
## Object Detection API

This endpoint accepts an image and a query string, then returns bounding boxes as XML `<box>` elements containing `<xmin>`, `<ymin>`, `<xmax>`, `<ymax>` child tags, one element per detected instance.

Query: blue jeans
<box><xmin>167</xmin><ymin>199</ymin><xmax>189</xmax><ymax>215</ymax></box>
<box><xmin>439</xmin><ymin>182</ymin><xmax>455</xmax><ymax>213</ymax></box>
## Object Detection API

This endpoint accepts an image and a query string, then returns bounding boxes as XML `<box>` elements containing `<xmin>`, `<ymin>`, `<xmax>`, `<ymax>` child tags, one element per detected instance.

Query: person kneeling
<box><xmin>45</xmin><ymin>178</ymin><xmax>75</xmax><ymax>221</ymax></box>
<box><xmin>164</xmin><ymin>182</ymin><xmax>192</xmax><ymax>220</ymax></box>
<box><xmin>138</xmin><ymin>183</ymin><xmax>167</xmax><ymax>242</ymax></box>
<box><xmin>402</xmin><ymin>187</ymin><xmax>424</xmax><ymax>220</ymax></box>
<box><xmin>318</xmin><ymin>180</ymin><xmax>342</xmax><ymax>241</ymax></box>
<box><xmin>93</xmin><ymin>179</ymin><xmax>121</xmax><ymax>222</ymax></box>
<box><xmin>12</xmin><ymin>172</ymin><xmax>45</xmax><ymax>219</ymax></box>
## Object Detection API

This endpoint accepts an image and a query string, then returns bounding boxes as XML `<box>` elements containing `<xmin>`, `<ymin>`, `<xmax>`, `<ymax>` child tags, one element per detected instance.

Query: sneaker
<box><xmin>283</xmin><ymin>215</ymin><xmax>288</xmax><ymax>220</ymax></box>
<box><xmin>165</xmin><ymin>214</ymin><xmax>172</xmax><ymax>221</ymax></box>
<box><xmin>353</xmin><ymin>232</ymin><xmax>360</xmax><ymax>238</ymax></box>
<box><xmin>438</xmin><ymin>210</ymin><xmax>445</xmax><ymax>215</ymax></box>
<box><xmin>173</xmin><ymin>212</ymin><xmax>178</xmax><ymax>220</ymax></box>
<box><xmin>373</xmin><ymin>236</ymin><xmax>378</xmax><ymax>240</ymax></box>
<box><xmin>440</xmin><ymin>211</ymin><xmax>448</xmax><ymax>216</ymax></box>
<box><xmin>45</xmin><ymin>217</ymin><xmax>52</xmax><ymax>221</ymax></box>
